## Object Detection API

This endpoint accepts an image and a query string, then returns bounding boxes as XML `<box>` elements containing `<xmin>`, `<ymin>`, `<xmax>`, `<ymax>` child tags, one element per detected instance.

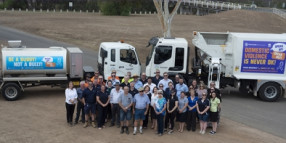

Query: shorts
<box><xmin>134</xmin><ymin>108</ymin><xmax>146</xmax><ymax>120</ymax></box>
<box><xmin>84</xmin><ymin>103</ymin><xmax>96</xmax><ymax>115</ymax></box>
<box><xmin>198</xmin><ymin>113</ymin><xmax>209</xmax><ymax>122</ymax></box>
<box><xmin>209</xmin><ymin>112</ymin><xmax>218</xmax><ymax>122</ymax></box>
<box><xmin>176</xmin><ymin>112</ymin><xmax>187</xmax><ymax>122</ymax></box>
<box><xmin>120</xmin><ymin>109</ymin><xmax>132</xmax><ymax>121</ymax></box>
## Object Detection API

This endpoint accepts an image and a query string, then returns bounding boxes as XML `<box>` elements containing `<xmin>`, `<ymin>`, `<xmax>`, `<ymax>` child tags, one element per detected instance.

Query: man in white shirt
<box><xmin>143</xmin><ymin>77</ymin><xmax>156</xmax><ymax>93</ymax></box>
<box><xmin>158</xmin><ymin>72</ymin><xmax>173</xmax><ymax>91</ymax></box>
<box><xmin>110</xmin><ymin>82</ymin><xmax>124</xmax><ymax>127</ymax></box>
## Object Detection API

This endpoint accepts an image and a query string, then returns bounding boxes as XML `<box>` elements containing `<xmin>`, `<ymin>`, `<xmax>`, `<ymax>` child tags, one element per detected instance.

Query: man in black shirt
<box><xmin>152</xmin><ymin>69</ymin><xmax>163</xmax><ymax>86</ymax></box>
<box><xmin>82</xmin><ymin>81</ymin><xmax>97</xmax><ymax>128</ymax></box>
<box><xmin>140</xmin><ymin>72</ymin><xmax>148</xmax><ymax>85</ymax></box>
<box><xmin>128</xmin><ymin>82</ymin><xmax>138</xmax><ymax>97</ymax></box>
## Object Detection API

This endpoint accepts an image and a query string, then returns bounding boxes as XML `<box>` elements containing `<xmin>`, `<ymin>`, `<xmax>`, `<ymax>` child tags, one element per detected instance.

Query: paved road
<box><xmin>0</xmin><ymin>26</ymin><xmax>285</xmax><ymax>139</ymax></box>
<box><xmin>0</xmin><ymin>25</ymin><xmax>98</xmax><ymax>69</ymax></box>
<box><xmin>221</xmin><ymin>88</ymin><xmax>286</xmax><ymax>139</ymax></box>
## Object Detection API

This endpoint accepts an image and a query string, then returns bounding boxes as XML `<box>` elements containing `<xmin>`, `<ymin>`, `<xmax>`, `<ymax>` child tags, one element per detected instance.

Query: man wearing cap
<box><xmin>143</xmin><ymin>77</ymin><xmax>156</xmax><ymax>93</ymax></box>
<box><xmin>133</xmin><ymin>74</ymin><xmax>143</xmax><ymax>90</ymax></box>
<box><xmin>110</xmin><ymin>82</ymin><xmax>124</xmax><ymax>127</ymax></box>
<box><xmin>158</xmin><ymin>72</ymin><xmax>173</xmax><ymax>91</ymax></box>
<box><xmin>133</xmin><ymin>87</ymin><xmax>150</xmax><ymax>135</ymax></box>
<box><xmin>152</xmin><ymin>69</ymin><xmax>163</xmax><ymax>86</ymax></box>
<box><xmin>176</xmin><ymin>78</ymin><xmax>189</xmax><ymax>98</ymax></box>
<box><xmin>108</xmin><ymin>70</ymin><xmax>120</xmax><ymax>81</ymax></box>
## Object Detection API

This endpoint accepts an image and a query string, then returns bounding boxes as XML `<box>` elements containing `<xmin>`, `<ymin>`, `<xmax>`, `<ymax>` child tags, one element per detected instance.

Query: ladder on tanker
<box><xmin>208</xmin><ymin>57</ymin><xmax>221</xmax><ymax>89</ymax></box>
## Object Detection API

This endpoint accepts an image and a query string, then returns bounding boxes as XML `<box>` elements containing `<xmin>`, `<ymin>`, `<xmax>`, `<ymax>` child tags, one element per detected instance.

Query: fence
<box><xmin>273</xmin><ymin>8</ymin><xmax>286</xmax><ymax>19</ymax></box>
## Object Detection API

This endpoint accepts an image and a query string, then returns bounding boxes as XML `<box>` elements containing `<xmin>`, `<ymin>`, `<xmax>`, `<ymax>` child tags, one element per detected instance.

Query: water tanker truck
<box><xmin>0</xmin><ymin>41</ymin><xmax>90</xmax><ymax>101</ymax></box>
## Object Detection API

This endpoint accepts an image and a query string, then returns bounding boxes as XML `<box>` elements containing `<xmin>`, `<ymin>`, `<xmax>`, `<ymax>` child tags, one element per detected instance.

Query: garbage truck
<box><xmin>98</xmin><ymin>32</ymin><xmax>286</xmax><ymax>102</ymax></box>
<box><xmin>0</xmin><ymin>41</ymin><xmax>90</xmax><ymax>101</ymax></box>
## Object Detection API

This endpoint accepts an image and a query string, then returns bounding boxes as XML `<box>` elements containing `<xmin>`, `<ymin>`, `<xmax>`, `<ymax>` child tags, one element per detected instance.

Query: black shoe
<box><xmin>69</xmin><ymin>122</ymin><xmax>73</xmax><ymax>127</ymax></box>
<box><xmin>125</xmin><ymin>126</ymin><xmax>129</xmax><ymax>135</ymax></box>
<box><xmin>120</xmin><ymin>126</ymin><xmax>124</xmax><ymax>134</ymax></box>
<box><xmin>109</xmin><ymin>123</ymin><xmax>115</xmax><ymax>127</ymax></box>
<box><xmin>74</xmin><ymin>121</ymin><xmax>78</xmax><ymax>125</ymax></box>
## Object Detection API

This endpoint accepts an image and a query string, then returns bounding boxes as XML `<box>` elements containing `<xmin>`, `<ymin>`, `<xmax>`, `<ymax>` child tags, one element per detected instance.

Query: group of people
<box><xmin>65</xmin><ymin>69</ymin><xmax>221</xmax><ymax>136</ymax></box>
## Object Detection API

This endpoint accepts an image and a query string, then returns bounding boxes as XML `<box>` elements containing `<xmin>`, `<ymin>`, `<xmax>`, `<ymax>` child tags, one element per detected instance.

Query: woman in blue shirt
<box><xmin>196</xmin><ymin>93</ymin><xmax>210</xmax><ymax>134</ymax></box>
<box><xmin>96</xmin><ymin>85</ymin><xmax>110</xmax><ymax>129</ymax></box>
<box><xmin>177</xmin><ymin>92</ymin><xmax>188</xmax><ymax>133</ymax></box>
<box><xmin>153</xmin><ymin>90</ymin><xmax>166</xmax><ymax>136</ymax></box>
<box><xmin>187</xmin><ymin>89</ymin><xmax>198</xmax><ymax>132</ymax></box>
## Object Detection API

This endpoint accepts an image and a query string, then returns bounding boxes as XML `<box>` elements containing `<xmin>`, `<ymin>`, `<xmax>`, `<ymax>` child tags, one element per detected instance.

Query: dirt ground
<box><xmin>0</xmin><ymin>86</ymin><xmax>285</xmax><ymax>143</ymax></box>
<box><xmin>0</xmin><ymin>10</ymin><xmax>286</xmax><ymax>63</ymax></box>
<box><xmin>0</xmin><ymin>10</ymin><xmax>286</xmax><ymax>143</ymax></box>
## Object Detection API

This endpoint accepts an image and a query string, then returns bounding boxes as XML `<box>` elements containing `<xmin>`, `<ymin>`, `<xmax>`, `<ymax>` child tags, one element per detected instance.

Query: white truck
<box><xmin>1</xmin><ymin>41</ymin><xmax>92</xmax><ymax>101</ymax></box>
<box><xmin>98</xmin><ymin>32</ymin><xmax>286</xmax><ymax>102</ymax></box>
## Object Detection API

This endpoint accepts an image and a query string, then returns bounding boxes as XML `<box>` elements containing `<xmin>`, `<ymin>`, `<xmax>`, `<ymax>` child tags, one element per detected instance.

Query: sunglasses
<box><xmin>139</xmin><ymin>91</ymin><xmax>143</xmax><ymax>92</ymax></box>
<box><xmin>189</xmin><ymin>88</ymin><xmax>193</xmax><ymax>89</ymax></box>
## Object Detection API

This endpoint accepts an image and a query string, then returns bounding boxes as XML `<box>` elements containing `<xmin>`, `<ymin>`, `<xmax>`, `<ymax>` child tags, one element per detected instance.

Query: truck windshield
<box><xmin>146</xmin><ymin>45</ymin><xmax>155</xmax><ymax>66</ymax></box>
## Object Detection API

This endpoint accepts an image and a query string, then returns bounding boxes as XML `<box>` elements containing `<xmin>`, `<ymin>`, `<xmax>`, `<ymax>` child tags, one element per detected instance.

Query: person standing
<box><xmin>75</xmin><ymin>81</ymin><xmax>86</xmax><ymax>124</ymax></box>
<box><xmin>143</xmin><ymin>77</ymin><xmax>156</xmax><ymax>93</ymax></box>
<box><xmin>164</xmin><ymin>89</ymin><xmax>178</xmax><ymax>134</ymax></box>
<box><xmin>177</xmin><ymin>92</ymin><xmax>188</xmax><ymax>133</ymax></box>
<box><xmin>118</xmin><ymin>86</ymin><xmax>133</xmax><ymax>134</ymax></box>
<box><xmin>65</xmin><ymin>81</ymin><xmax>78</xmax><ymax>126</ymax></box>
<box><xmin>187</xmin><ymin>89</ymin><xmax>198</xmax><ymax>132</ymax></box>
<box><xmin>108</xmin><ymin>73</ymin><xmax>120</xmax><ymax>87</ymax></box>
<box><xmin>197</xmin><ymin>92</ymin><xmax>210</xmax><ymax>134</ymax></box>
<box><xmin>133</xmin><ymin>74</ymin><xmax>143</xmax><ymax>90</ymax></box>
<box><xmin>110</xmin><ymin>82</ymin><xmax>124</xmax><ymax>128</ymax></box>
<box><xmin>152</xmin><ymin>69</ymin><xmax>163</xmax><ymax>86</ymax></box>
<box><xmin>209</xmin><ymin>92</ymin><xmax>221</xmax><ymax>135</ymax></box>
<box><xmin>150</xmin><ymin>87</ymin><xmax>159</xmax><ymax>130</ymax></box>
<box><xmin>120</xmin><ymin>75</ymin><xmax>130</xmax><ymax>88</ymax></box>
<box><xmin>158</xmin><ymin>72</ymin><xmax>173</xmax><ymax>91</ymax></box>
<box><xmin>108</xmin><ymin>70</ymin><xmax>120</xmax><ymax>81</ymax></box>
<box><xmin>143</xmin><ymin>86</ymin><xmax>152</xmax><ymax>128</ymax></box>
<box><xmin>173</xmin><ymin>74</ymin><xmax>180</xmax><ymax>87</ymax></box>
<box><xmin>82</xmin><ymin>81</ymin><xmax>97</xmax><ymax>128</ymax></box>
<box><xmin>196</xmin><ymin>83</ymin><xmax>207</xmax><ymax>99</ymax></box>
<box><xmin>106</xmin><ymin>80</ymin><xmax>113</xmax><ymax>122</ymax></box>
<box><xmin>165</xmin><ymin>82</ymin><xmax>174</xmax><ymax>98</ymax></box>
<box><xmin>140</xmin><ymin>72</ymin><xmax>148</xmax><ymax>85</ymax></box>
<box><xmin>133</xmin><ymin>88</ymin><xmax>150</xmax><ymax>135</ymax></box>
<box><xmin>153</xmin><ymin>90</ymin><xmax>167</xmax><ymax>136</ymax></box>
<box><xmin>129</xmin><ymin>81</ymin><xmax>139</xmax><ymax>97</ymax></box>
<box><xmin>96</xmin><ymin>85</ymin><xmax>110</xmax><ymax>129</ymax></box>
<box><xmin>176</xmin><ymin>78</ymin><xmax>189</xmax><ymax>98</ymax></box>
<box><xmin>192</xmin><ymin>79</ymin><xmax>199</xmax><ymax>90</ymax></box>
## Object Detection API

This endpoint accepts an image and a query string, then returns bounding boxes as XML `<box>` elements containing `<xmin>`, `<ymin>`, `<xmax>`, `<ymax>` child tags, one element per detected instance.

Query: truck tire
<box><xmin>258</xmin><ymin>82</ymin><xmax>281</xmax><ymax>102</ymax></box>
<box><xmin>1</xmin><ymin>83</ymin><xmax>21</xmax><ymax>101</ymax></box>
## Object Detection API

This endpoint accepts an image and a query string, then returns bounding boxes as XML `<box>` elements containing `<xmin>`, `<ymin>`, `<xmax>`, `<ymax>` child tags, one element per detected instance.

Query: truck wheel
<box><xmin>258</xmin><ymin>82</ymin><xmax>281</xmax><ymax>102</ymax></box>
<box><xmin>1</xmin><ymin>83</ymin><xmax>21</xmax><ymax>101</ymax></box>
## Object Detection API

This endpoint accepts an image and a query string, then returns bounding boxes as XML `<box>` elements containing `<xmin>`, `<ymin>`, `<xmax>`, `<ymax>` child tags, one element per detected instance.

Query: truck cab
<box><xmin>98</xmin><ymin>41</ymin><xmax>141</xmax><ymax>80</ymax></box>
<box><xmin>145</xmin><ymin>37</ymin><xmax>189</xmax><ymax>77</ymax></box>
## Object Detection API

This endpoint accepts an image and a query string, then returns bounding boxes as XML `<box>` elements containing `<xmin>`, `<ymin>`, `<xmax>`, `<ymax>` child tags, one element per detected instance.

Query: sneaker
<box><xmin>199</xmin><ymin>130</ymin><xmax>202</xmax><ymax>134</ymax></box>
<box><xmin>126</xmin><ymin>127</ymin><xmax>129</xmax><ymax>135</ymax></box>
<box><xmin>139</xmin><ymin>128</ymin><xmax>143</xmax><ymax>134</ymax></box>
<box><xmin>91</xmin><ymin>122</ymin><xmax>96</xmax><ymax>128</ymax></box>
<box><xmin>202</xmin><ymin>130</ymin><xmax>205</xmax><ymax>135</ymax></box>
<box><xmin>158</xmin><ymin>133</ymin><xmax>162</xmax><ymax>136</ymax></box>
<box><xmin>120</xmin><ymin>127</ymin><xmax>124</xmax><ymax>134</ymax></box>
<box><xmin>168</xmin><ymin>130</ymin><xmax>173</xmax><ymax>134</ymax></box>
<box><xmin>210</xmin><ymin>131</ymin><xmax>216</xmax><ymax>135</ymax></box>
<box><xmin>133</xmin><ymin>130</ymin><xmax>137</xmax><ymax>135</ymax></box>
<box><xmin>83</xmin><ymin>122</ymin><xmax>88</xmax><ymax>128</ymax></box>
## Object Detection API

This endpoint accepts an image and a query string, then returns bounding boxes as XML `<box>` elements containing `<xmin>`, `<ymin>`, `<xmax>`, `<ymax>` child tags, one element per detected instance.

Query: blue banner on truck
<box><xmin>6</xmin><ymin>56</ymin><xmax>64</xmax><ymax>70</ymax></box>
<box><xmin>241</xmin><ymin>41</ymin><xmax>286</xmax><ymax>74</ymax></box>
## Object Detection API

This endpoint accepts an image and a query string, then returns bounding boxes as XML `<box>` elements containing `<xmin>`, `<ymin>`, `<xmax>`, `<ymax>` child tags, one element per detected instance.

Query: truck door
<box><xmin>117</xmin><ymin>48</ymin><xmax>140</xmax><ymax>77</ymax></box>
<box><xmin>103</xmin><ymin>48</ymin><xmax>116</xmax><ymax>80</ymax></box>
<box><xmin>151</xmin><ymin>46</ymin><xmax>175</xmax><ymax>75</ymax></box>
